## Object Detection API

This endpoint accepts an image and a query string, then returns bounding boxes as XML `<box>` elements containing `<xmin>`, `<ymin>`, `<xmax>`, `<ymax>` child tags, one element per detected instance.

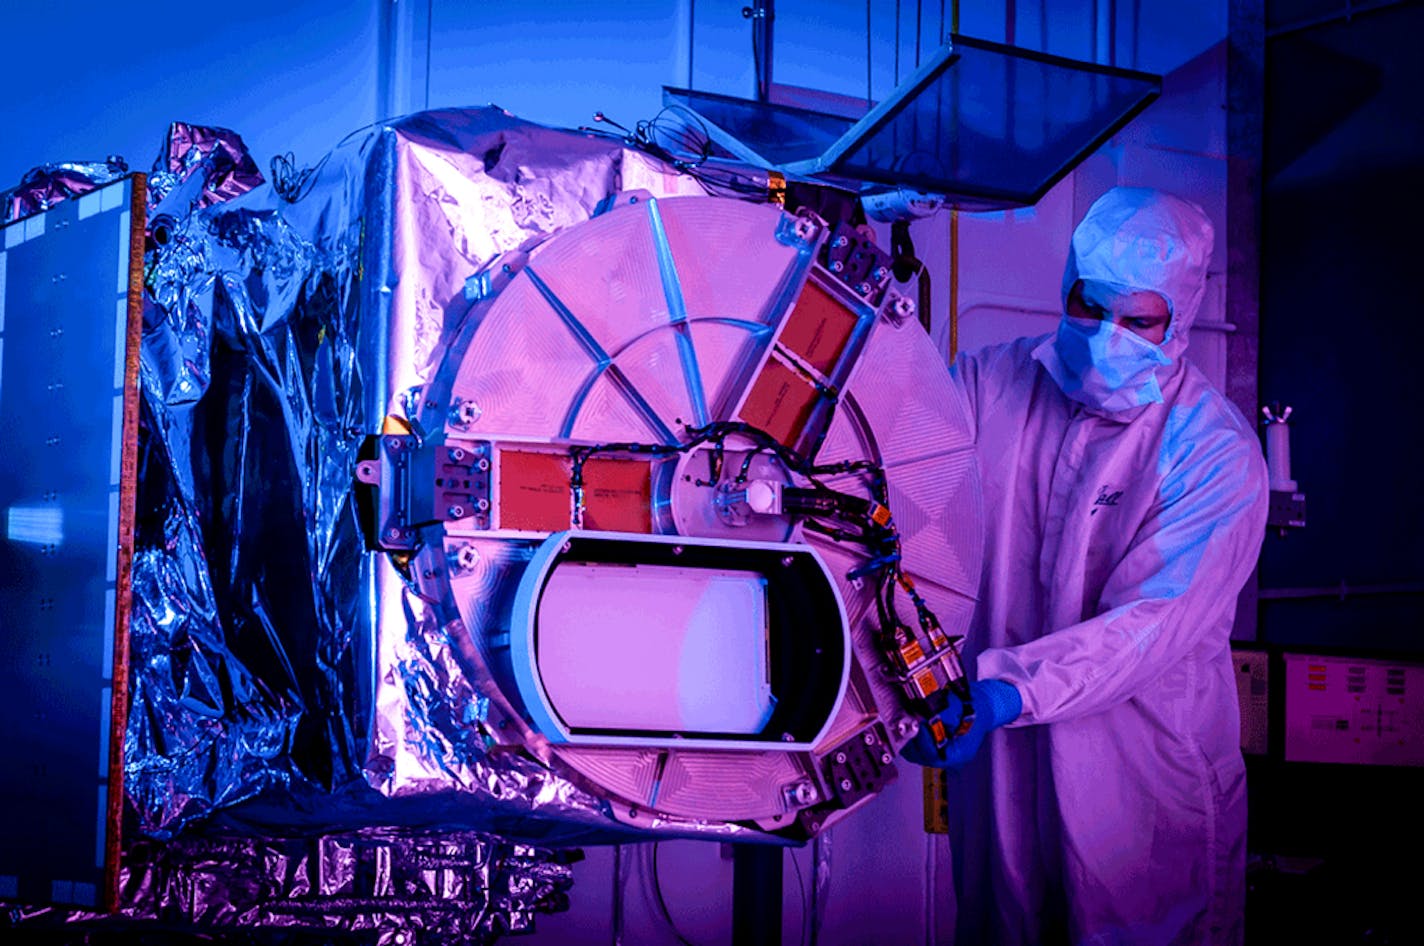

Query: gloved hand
<box><xmin>899</xmin><ymin>679</ymin><xmax>1023</xmax><ymax>770</ymax></box>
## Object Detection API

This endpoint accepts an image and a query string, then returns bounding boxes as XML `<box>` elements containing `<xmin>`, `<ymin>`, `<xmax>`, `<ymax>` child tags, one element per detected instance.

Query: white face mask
<box><xmin>1044</xmin><ymin>317</ymin><xmax>1171</xmax><ymax>413</ymax></box>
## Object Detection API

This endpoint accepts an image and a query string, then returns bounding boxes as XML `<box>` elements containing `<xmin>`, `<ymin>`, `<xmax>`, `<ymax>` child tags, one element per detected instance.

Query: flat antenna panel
<box><xmin>0</xmin><ymin>175</ymin><xmax>144</xmax><ymax>910</ymax></box>
<box><xmin>665</xmin><ymin>35</ymin><xmax>1161</xmax><ymax>209</ymax></box>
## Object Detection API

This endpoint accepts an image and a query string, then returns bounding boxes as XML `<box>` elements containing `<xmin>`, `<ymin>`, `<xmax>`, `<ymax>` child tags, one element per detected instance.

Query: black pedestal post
<box><xmin>732</xmin><ymin>844</ymin><xmax>783</xmax><ymax>946</ymax></box>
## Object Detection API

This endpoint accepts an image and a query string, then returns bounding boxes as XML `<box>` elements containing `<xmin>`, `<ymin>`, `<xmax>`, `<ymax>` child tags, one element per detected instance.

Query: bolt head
<box><xmin>450</xmin><ymin>400</ymin><xmax>483</xmax><ymax>428</ymax></box>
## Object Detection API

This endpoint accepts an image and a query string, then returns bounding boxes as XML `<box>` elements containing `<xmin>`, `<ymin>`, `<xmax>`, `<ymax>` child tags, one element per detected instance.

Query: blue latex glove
<box><xmin>899</xmin><ymin>679</ymin><xmax>1023</xmax><ymax>770</ymax></box>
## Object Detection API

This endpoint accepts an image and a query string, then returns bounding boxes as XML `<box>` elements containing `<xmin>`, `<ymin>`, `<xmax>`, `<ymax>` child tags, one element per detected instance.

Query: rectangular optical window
<box><xmin>536</xmin><ymin>564</ymin><xmax>773</xmax><ymax>735</ymax></box>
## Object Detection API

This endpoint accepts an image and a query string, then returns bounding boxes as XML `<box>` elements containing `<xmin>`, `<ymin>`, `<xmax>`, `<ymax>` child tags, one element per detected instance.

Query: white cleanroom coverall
<box><xmin>946</xmin><ymin>188</ymin><xmax>1270</xmax><ymax>945</ymax></box>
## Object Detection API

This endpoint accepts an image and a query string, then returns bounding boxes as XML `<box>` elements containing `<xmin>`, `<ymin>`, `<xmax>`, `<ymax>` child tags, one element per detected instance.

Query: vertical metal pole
<box><xmin>732</xmin><ymin>844</ymin><xmax>783</xmax><ymax>946</ymax></box>
<box><xmin>947</xmin><ymin>0</ymin><xmax>961</xmax><ymax>361</ymax></box>
<box><xmin>1227</xmin><ymin>0</ymin><xmax>1266</xmax><ymax>642</ymax></box>
<box><xmin>751</xmin><ymin>0</ymin><xmax>775</xmax><ymax>102</ymax></box>
<box><xmin>611</xmin><ymin>845</ymin><xmax>625</xmax><ymax>946</ymax></box>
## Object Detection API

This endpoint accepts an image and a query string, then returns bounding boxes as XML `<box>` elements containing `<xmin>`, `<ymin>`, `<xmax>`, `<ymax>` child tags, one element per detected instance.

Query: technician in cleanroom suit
<box><xmin>902</xmin><ymin>187</ymin><xmax>1269</xmax><ymax>945</ymax></box>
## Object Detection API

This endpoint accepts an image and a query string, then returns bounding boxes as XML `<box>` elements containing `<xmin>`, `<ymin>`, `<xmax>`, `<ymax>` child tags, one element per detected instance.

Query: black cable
<box><xmin>650</xmin><ymin>842</ymin><xmax>699</xmax><ymax>946</ymax></box>
<box><xmin>688</xmin><ymin>0</ymin><xmax>696</xmax><ymax>88</ymax></box>
<box><xmin>894</xmin><ymin>0</ymin><xmax>902</xmax><ymax>85</ymax></box>
<box><xmin>789</xmin><ymin>846</ymin><xmax>810</xmax><ymax>946</ymax></box>
<box><xmin>588</xmin><ymin>105</ymin><xmax>774</xmax><ymax>202</ymax></box>
<box><xmin>866</xmin><ymin>0</ymin><xmax>873</xmax><ymax>106</ymax></box>
<box><xmin>423</xmin><ymin>0</ymin><xmax>432</xmax><ymax>111</ymax></box>
<box><xmin>916</xmin><ymin>0</ymin><xmax>923</xmax><ymax>68</ymax></box>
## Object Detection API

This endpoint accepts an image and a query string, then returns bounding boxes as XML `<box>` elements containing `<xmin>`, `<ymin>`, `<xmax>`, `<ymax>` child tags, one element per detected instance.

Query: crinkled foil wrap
<box><xmin>1</xmin><ymin>155</ymin><xmax>130</xmax><ymax>221</ymax></box>
<box><xmin>147</xmin><ymin>120</ymin><xmax>266</xmax><ymax>213</ymax></box>
<box><xmin>131</xmin><ymin>107</ymin><xmax>758</xmax><ymax>860</ymax></box>
<box><xmin>5</xmin><ymin>830</ymin><xmax>574</xmax><ymax>945</ymax></box>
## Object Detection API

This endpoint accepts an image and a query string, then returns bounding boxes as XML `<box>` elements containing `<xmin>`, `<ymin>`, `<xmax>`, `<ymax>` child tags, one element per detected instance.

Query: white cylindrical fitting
<box><xmin>1266</xmin><ymin>422</ymin><xmax>1297</xmax><ymax>492</ymax></box>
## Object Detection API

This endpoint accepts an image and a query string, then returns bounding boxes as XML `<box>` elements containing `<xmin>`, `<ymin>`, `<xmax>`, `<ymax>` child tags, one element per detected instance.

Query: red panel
<box><xmin>498</xmin><ymin>450</ymin><xmax>574</xmax><ymax>531</ymax></box>
<box><xmin>777</xmin><ymin>280</ymin><xmax>858</xmax><ymax>377</ymax></box>
<box><xmin>739</xmin><ymin>357</ymin><xmax>822</xmax><ymax>449</ymax></box>
<box><xmin>582</xmin><ymin>458</ymin><xmax>653</xmax><ymax>533</ymax></box>
<box><xmin>498</xmin><ymin>450</ymin><xmax>651</xmax><ymax>533</ymax></box>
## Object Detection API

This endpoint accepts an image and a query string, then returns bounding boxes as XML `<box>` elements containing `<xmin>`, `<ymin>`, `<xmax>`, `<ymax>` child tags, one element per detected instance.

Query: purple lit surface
<box><xmin>1284</xmin><ymin>653</ymin><xmax>1424</xmax><ymax>766</ymax></box>
<box><xmin>537</xmin><ymin>564</ymin><xmax>772</xmax><ymax>734</ymax></box>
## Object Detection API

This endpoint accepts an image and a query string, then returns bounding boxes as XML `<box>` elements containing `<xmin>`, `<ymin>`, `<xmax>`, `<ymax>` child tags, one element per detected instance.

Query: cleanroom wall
<box><xmin>0</xmin><ymin>0</ymin><xmax>383</xmax><ymax>194</ymax></box>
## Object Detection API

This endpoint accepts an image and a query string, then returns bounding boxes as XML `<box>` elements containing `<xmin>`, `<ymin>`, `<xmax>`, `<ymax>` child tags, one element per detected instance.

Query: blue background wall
<box><xmin>1259</xmin><ymin>1</ymin><xmax>1424</xmax><ymax>653</ymax></box>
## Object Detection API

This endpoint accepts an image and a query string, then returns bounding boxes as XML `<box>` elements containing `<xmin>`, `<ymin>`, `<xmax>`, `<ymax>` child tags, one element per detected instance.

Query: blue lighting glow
<box><xmin>6</xmin><ymin>505</ymin><xmax>64</xmax><ymax>546</ymax></box>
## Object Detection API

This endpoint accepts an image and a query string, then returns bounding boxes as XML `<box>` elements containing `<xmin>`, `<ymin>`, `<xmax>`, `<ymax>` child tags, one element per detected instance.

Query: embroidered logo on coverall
<box><xmin>1091</xmin><ymin>486</ymin><xmax>1124</xmax><ymax>515</ymax></box>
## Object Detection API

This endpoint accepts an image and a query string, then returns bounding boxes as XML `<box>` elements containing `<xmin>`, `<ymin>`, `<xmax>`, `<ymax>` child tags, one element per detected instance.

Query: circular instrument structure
<box><xmin>371</xmin><ymin>194</ymin><xmax>982</xmax><ymax>838</ymax></box>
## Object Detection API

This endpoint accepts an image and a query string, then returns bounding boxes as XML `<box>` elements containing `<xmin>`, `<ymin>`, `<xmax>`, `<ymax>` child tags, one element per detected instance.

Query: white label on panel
<box><xmin>4</xmin><ymin>223</ymin><xmax>21</xmax><ymax>248</ymax></box>
<box><xmin>102</xmin><ymin>588</ymin><xmax>116</xmax><ymax>681</ymax></box>
<box><xmin>0</xmin><ymin>250</ymin><xmax>7</xmax><ymax>331</ymax></box>
<box><xmin>78</xmin><ymin>190</ymin><xmax>103</xmax><ymax>219</ymax></box>
<box><xmin>100</xmin><ymin>183</ymin><xmax>124</xmax><ymax>212</ymax></box>
<box><xmin>94</xmin><ymin>787</ymin><xmax>108</xmax><ymax>870</ymax></box>
<box><xmin>97</xmin><ymin>688</ymin><xmax>112</xmax><ymax>778</ymax></box>
<box><xmin>114</xmin><ymin>298</ymin><xmax>128</xmax><ymax>389</ymax></box>
<box><xmin>110</xmin><ymin>395</ymin><xmax>124</xmax><ymax>487</ymax></box>
<box><xmin>106</xmin><ymin>490</ymin><xmax>119</xmax><ymax>582</ymax></box>
<box><xmin>1284</xmin><ymin>653</ymin><xmax>1424</xmax><ymax>766</ymax></box>
<box><xmin>116</xmin><ymin>212</ymin><xmax>130</xmax><ymax>293</ymax></box>
<box><xmin>24</xmin><ymin>214</ymin><xmax>45</xmax><ymax>241</ymax></box>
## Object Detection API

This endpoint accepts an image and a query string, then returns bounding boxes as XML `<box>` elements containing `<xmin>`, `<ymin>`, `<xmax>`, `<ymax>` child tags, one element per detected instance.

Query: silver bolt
<box><xmin>476</xmin><ymin>458</ymin><xmax>490</xmax><ymax>472</ymax></box>
<box><xmin>454</xmin><ymin>545</ymin><xmax>480</xmax><ymax>571</ymax></box>
<box><xmin>386</xmin><ymin>527</ymin><xmax>403</xmax><ymax>540</ymax></box>
<box><xmin>450</xmin><ymin>399</ymin><xmax>483</xmax><ymax>428</ymax></box>
<box><xmin>839</xmin><ymin>778</ymin><xmax>853</xmax><ymax>791</ymax></box>
<box><xmin>781</xmin><ymin>555</ymin><xmax>794</xmax><ymax>567</ymax></box>
<box><xmin>834</xmin><ymin>751</ymin><xmax>847</xmax><ymax>764</ymax></box>
<box><xmin>880</xmin><ymin>753</ymin><xmax>892</xmax><ymax>765</ymax></box>
<box><xmin>672</xmin><ymin>545</ymin><xmax>684</xmax><ymax>556</ymax></box>
<box><xmin>451</xmin><ymin>447</ymin><xmax>465</xmax><ymax>462</ymax></box>
<box><xmin>863</xmin><ymin>731</ymin><xmax>876</xmax><ymax>745</ymax></box>
<box><xmin>448</xmin><ymin>505</ymin><xmax>465</xmax><ymax>518</ymax></box>
<box><xmin>787</xmin><ymin>781</ymin><xmax>818</xmax><ymax>805</ymax></box>
<box><xmin>476</xmin><ymin>498</ymin><xmax>490</xmax><ymax>511</ymax></box>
